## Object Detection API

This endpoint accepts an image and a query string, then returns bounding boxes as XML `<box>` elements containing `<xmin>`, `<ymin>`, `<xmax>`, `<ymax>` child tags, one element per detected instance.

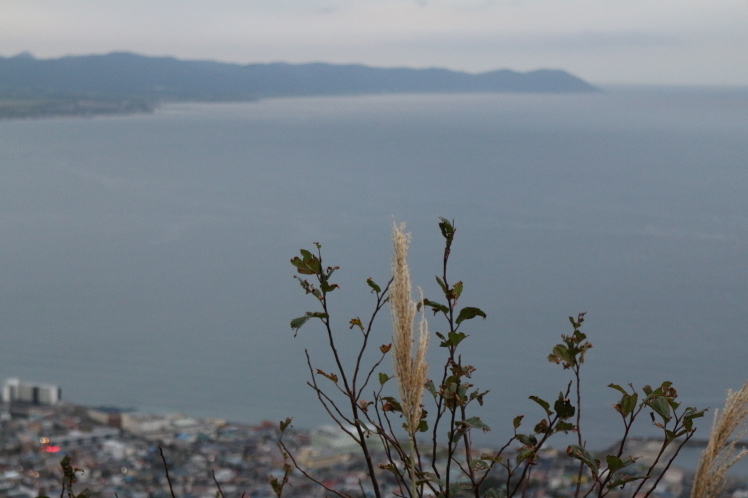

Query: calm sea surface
<box><xmin>1</xmin><ymin>87</ymin><xmax>746</xmax><ymax>450</ymax></box>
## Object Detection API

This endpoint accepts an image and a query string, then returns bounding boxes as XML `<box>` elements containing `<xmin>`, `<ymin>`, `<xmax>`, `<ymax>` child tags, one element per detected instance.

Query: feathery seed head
<box><xmin>390</xmin><ymin>222</ymin><xmax>429</xmax><ymax>435</ymax></box>
<box><xmin>692</xmin><ymin>381</ymin><xmax>748</xmax><ymax>498</ymax></box>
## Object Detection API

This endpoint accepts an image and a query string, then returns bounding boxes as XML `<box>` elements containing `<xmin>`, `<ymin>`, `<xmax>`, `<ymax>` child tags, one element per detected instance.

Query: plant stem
<box><xmin>409</xmin><ymin>434</ymin><xmax>419</xmax><ymax>498</ymax></box>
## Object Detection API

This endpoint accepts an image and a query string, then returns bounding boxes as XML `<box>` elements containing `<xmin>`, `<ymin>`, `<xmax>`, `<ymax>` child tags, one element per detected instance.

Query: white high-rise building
<box><xmin>1</xmin><ymin>378</ymin><xmax>61</xmax><ymax>405</ymax></box>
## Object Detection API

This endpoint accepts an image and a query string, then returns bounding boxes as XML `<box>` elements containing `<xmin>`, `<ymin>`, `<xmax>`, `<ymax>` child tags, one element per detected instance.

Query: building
<box><xmin>1</xmin><ymin>378</ymin><xmax>61</xmax><ymax>405</ymax></box>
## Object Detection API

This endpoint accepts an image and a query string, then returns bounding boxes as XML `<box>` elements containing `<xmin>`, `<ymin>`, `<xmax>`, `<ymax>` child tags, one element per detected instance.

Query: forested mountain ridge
<box><xmin>0</xmin><ymin>51</ymin><xmax>599</xmax><ymax>117</ymax></box>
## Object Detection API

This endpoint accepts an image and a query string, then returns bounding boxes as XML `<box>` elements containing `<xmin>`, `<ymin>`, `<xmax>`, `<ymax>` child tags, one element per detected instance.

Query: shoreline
<box><xmin>0</xmin><ymin>97</ymin><xmax>157</xmax><ymax>120</ymax></box>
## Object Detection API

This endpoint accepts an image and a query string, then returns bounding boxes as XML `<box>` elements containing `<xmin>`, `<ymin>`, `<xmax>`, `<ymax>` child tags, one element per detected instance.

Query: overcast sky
<box><xmin>1</xmin><ymin>0</ymin><xmax>747</xmax><ymax>85</ymax></box>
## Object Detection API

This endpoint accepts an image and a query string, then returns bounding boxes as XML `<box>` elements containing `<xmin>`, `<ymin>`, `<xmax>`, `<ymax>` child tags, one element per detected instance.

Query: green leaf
<box><xmin>621</xmin><ymin>393</ymin><xmax>638</xmax><ymax>417</ymax></box>
<box><xmin>470</xmin><ymin>458</ymin><xmax>490</xmax><ymax>471</ymax></box>
<box><xmin>290</xmin><ymin>250</ymin><xmax>321</xmax><ymax>275</ymax></box>
<box><xmin>438</xmin><ymin>217</ymin><xmax>455</xmax><ymax>242</ymax></box>
<box><xmin>290</xmin><ymin>316</ymin><xmax>310</xmax><ymax>330</ymax></box>
<box><xmin>608</xmin><ymin>383</ymin><xmax>628</xmax><ymax>396</ymax></box>
<box><xmin>279</xmin><ymin>417</ymin><xmax>293</xmax><ymax>433</ymax></box>
<box><xmin>378</xmin><ymin>373</ymin><xmax>390</xmax><ymax>386</ymax></box>
<box><xmin>605</xmin><ymin>455</ymin><xmax>624</xmax><ymax>473</ymax></box>
<box><xmin>420</xmin><ymin>298</ymin><xmax>449</xmax><ymax>316</ymax></box>
<box><xmin>481</xmin><ymin>453</ymin><xmax>503</xmax><ymax>463</ymax></box>
<box><xmin>416</xmin><ymin>418</ymin><xmax>429</xmax><ymax>432</ymax></box>
<box><xmin>435</xmin><ymin>276</ymin><xmax>448</xmax><ymax>295</ymax></box>
<box><xmin>513</xmin><ymin>415</ymin><xmax>524</xmax><ymax>429</ymax></box>
<box><xmin>548</xmin><ymin>344</ymin><xmax>574</xmax><ymax>366</ymax></box>
<box><xmin>439</xmin><ymin>331</ymin><xmax>467</xmax><ymax>348</ymax></box>
<box><xmin>425</xmin><ymin>380</ymin><xmax>437</xmax><ymax>398</ymax></box>
<box><xmin>380</xmin><ymin>463</ymin><xmax>398</xmax><ymax>475</ymax></box>
<box><xmin>529</xmin><ymin>396</ymin><xmax>552</xmax><ymax>416</ymax></box>
<box><xmin>646</xmin><ymin>396</ymin><xmax>672</xmax><ymax>422</ymax></box>
<box><xmin>554</xmin><ymin>394</ymin><xmax>575</xmax><ymax>419</ymax></box>
<box><xmin>516</xmin><ymin>433</ymin><xmax>537</xmax><ymax>447</ymax></box>
<box><xmin>605</xmin><ymin>456</ymin><xmax>638</xmax><ymax>474</ymax></box>
<box><xmin>450</xmin><ymin>425</ymin><xmax>469</xmax><ymax>444</ymax></box>
<box><xmin>455</xmin><ymin>306</ymin><xmax>487</xmax><ymax>325</ymax></box>
<box><xmin>294</xmin><ymin>276</ymin><xmax>322</xmax><ymax>299</ymax></box>
<box><xmin>534</xmin><ymin>419</ymin><xmax>550</xmax><ymax>434</ymax></box>
<box><xmin>469</xmin><ymin>388</ymin><xmax>489</xmax><ymax>406</ymax></box>
<box><xmin>319</xmin><ymin>280</ymin><xmax>339</xmax><ymax>293</ymax></box>
<box><xmin>516</xmin><ymin>448</ymin><xmax>537</xmax><ymax>464</ymax></box>
<box><xmin>567</xmin><ymin>445</ymin><xmax>599</xmax><ymax>477</ymax></box>
<box><xmin>453</xmin><ymin>281</ymin><xmax>463</xmax><ymax>300</ymax></box>
<box><xmin>381</xmin><ymin>397</ymin><xmax>403</xmax><ymax>413</ymax></box>
<box><xmin>556</xmin><ymin>421</ymin><xmax>574</xmax><ymax>433</ymax></box>
<box><xmin>366</xmin><ymin>278</ymin><xmax>381</xmax><ymax>293</ymax></box>
<box><xmin>269</xmin><ymin>475</ymin><xmax>282</xmax><ymax>495</ymax></box>
<box><xmin>316</xmin><ymin>369</ymin><xmax>338</xmax><ymax>383</ymax></box>
<box><xmin>464</xmin><ymin>416</ymin><xmax>491</xmax><ymax>432</ymax></box>
<box><xmin>290</xmin><ymin>312</ymin><xmax>328</xmax><ymax>333</ymax></box>
<box><xmin>608</xmin><ymin>474</ymin><xmax>646</xmax><ymax>489</ymax></box>
<box><xmin>683</xmin><ymin>408</ymin><xmax>706</xmax><ymax>431</ymax></box>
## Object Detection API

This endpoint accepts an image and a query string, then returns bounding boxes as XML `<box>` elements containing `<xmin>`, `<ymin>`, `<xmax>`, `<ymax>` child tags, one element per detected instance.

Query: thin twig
<box><xmin>305</xmin><ymin>350</ymin><xmax>358</xmax><ymax>433</ymax></box>
<box><xmin>642</xmin><ymin>431</ymin><xmax>694</xmax><ymax>498</ymax></box>
<box><xmin>353</xmin><ymin>279</ymin><xmax>393</xmax><ymax>398</ymax></box>
<box><xmin>278</xmin><ymin>438</ymin><xmax>350</xmax><ymax>498</ymax></box>
<box><xmin>371</xmin><ymin>395</ymin><xmax>415</xmax><ymax>495</ymax></box>
<box><xmin>306</xmin><ymin>379</ymin><xmax>356</xmax><ymax>428</ymax></box>
<box><xmin>508</xmin><ymin>381</ymin><xmax>573</xmax><ymax>497</ymax></box>
<box><xmin>158</xmin><ymin>446</ymin><xmax>177</xmax><ymax>498</ymax></box>
<box><xmin>212</xmin><ymin>469</ymin><xmax>226</xmax><ymax>498</ymax></box>
<box><xmin>357</xmin><ymin>351</ymin><xmax>389</xmax><ymax>400</ymax></box>
<box><xmin>474</xmin><ymin>435</ymin><xmax>516</xmax><ymax>489</ymax></box>
<box><xmin>573</xmin><ymin>366</ymin><xmax>584</xmax><ymax>498</ymax></box>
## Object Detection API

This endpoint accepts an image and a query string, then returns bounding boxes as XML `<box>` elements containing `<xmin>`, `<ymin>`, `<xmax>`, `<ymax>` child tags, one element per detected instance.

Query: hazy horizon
<box><xmin>2</xmin><ymin>1</ymin><xmax>746</xmax><ymax>86</ymax></box>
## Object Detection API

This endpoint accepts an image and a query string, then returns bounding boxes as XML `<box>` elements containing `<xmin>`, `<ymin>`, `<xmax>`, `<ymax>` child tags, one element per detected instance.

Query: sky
<box><xmin>1</xmin><ymin>0</ymin><xmax>747</xmax><ymax>85</ymax></box>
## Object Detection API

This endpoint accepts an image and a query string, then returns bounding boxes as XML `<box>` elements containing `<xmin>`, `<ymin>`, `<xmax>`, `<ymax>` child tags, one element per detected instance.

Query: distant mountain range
<box><xmin>0</xmin><ymin>52</ymin><xmax>599</xmax><ymax>118</ymax></box>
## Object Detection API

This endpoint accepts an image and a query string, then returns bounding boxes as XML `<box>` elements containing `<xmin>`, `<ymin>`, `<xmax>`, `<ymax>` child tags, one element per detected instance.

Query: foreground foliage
<box><xmin>36</xmin><ymin>217</ymin><xmax>748</xmax><ymax>497</ymax></box>
<box><xmin>284</xmin><ymin>218</ymin><xmax>707</xmax><ymax>497</ymax></box>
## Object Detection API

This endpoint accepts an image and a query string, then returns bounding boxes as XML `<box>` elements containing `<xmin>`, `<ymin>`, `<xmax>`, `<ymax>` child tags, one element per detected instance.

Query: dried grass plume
<box><xmin>691</xmin><ymin>381</ymin><xmax>748</xmax><ymax>498</ymax></box>
<box><xmin>390</xmin><ymin>222</ymin><xmax>429</xmax><ymax>435</ymax></box>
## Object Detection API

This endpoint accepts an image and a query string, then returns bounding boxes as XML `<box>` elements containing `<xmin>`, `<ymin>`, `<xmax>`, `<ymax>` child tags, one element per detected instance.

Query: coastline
<box><xmin>0</xmin><ymin>97</ymin><xmax>156</xmax><ymax>120</ymax></box>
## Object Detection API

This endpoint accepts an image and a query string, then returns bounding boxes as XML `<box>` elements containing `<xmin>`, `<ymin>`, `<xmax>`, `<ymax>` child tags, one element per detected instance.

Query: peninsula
<box><xmin>0</xmin><ymin>51</ymin><xmax>600</xmax><ymax>119</ymax></box>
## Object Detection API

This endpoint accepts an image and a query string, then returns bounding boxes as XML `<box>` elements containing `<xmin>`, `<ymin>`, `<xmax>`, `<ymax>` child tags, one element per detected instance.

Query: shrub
<box><xmin>283</xmin><ymin>218</ymin><xmax>711</xmax><ymax>497</ymax></box>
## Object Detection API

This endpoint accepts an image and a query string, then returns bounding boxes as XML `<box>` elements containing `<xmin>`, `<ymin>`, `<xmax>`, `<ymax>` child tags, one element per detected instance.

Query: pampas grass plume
<box><xmin>390</xmin><ymin>222</ymin><xmax>429</xmax><ymax>436</ymax></box>
<box><xmin>691</xmin><ymin>381</ymin><xmax>748</xmax><ymax>498</ymax></box>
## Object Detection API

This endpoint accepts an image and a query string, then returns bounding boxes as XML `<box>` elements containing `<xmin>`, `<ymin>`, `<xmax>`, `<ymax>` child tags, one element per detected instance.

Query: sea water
<box><xmin>0</xmin><ymin>87</ymin><xmax>746</xmax><ymax>450</ymax></box>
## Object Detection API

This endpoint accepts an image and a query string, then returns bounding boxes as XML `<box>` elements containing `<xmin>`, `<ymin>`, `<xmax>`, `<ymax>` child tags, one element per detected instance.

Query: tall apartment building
<box><xmin>1</xmin><ymin>378</ymin><xmax>61</xmax><ymax>405</ymax></box>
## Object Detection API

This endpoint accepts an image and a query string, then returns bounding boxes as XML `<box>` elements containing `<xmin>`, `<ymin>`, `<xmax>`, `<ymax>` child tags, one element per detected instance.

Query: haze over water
<box><xmin>1</xmin><ymin>87</ymin><xmax>746</xmax><ymax>448</ymax></box>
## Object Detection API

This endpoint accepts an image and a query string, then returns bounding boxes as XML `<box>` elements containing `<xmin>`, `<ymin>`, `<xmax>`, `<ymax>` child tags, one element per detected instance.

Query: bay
<box><xmin>0</xmin><ymin>87</ymin><xmax>746</xmax><ymax>450</ymax></box>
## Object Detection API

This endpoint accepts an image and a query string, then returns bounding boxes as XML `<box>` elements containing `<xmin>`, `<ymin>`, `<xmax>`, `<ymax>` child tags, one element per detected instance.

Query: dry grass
<box><xmin>390</xmin><ymin>222</ymin><xmax>429</xmax><ymax>436</ymax></box>
<box><xmin>691</xmin><ymin>381</ymin><xmax>748</xmax><ymax>498</ymax></box>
